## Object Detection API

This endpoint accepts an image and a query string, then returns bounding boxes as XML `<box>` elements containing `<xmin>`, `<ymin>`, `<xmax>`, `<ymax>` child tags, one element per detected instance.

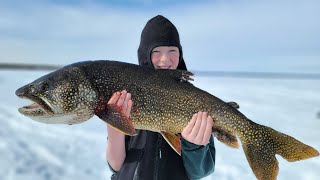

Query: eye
<box><xmin>169</xmin><ymin>49</ymin><xmax>179</xmax><ymax>54</ymax></box>
<box><xmin>40</xmin><ymin>82</ymin><xmax>49</xmax><ymax>92</ymax></box>
<box><xmin>152</xmin><ymin>50</ymin><xmax>160</xmax><ymax>54</ymax></box>
<box><xmin>151</xmin><ymin>51</ymin><xmax>161</xmax><ymax>60</ymax></box>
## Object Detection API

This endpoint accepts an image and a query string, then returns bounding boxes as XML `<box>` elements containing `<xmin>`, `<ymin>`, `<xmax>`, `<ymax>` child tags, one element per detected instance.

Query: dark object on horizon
<box><xmin>0</xmin><ymin>63</ymin><xmax>61</xmax><ymax>71</ymax></box>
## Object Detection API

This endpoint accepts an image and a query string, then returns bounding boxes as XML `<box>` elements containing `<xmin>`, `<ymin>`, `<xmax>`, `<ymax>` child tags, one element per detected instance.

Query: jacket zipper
<box><xmin>154</xmin><ymin>133</ymin><xmax>162</xmax><ymax>180</ymax></box>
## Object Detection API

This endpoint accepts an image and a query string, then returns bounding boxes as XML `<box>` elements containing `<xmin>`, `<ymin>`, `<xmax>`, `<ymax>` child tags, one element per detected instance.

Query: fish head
<box><xmin>16</xmin><ymin>65</ymin><xmax>98</xmax><ymax>124</ymax></box>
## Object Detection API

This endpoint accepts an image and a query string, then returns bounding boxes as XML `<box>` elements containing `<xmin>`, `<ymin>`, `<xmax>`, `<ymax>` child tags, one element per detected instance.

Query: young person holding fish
<box><xmin>106</xmin><ymin>15</ymin><xmax>216</xmax><ymax>180</ymax></box>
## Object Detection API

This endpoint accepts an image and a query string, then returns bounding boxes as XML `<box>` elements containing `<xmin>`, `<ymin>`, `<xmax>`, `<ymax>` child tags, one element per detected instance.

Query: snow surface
<box><xmin>0</xmin><ymin>70</ymin><xmax>319</xmax><ymax>180</ymax></box>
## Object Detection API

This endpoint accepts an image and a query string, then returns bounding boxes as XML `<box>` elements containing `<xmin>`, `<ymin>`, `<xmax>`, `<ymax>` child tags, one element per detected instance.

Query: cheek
<box><xmin>151</xmin><ymin>58</ymin><xmax>160</xmax><ymax>68</ymax></box>
<box><xmin>170</xmin><ymin>55</ymin><xmax>180</xmax><ymax>69</ymax></box>
<box><xmin>151</xmin><ymin>52</ymin><xmax>161</xmax><ymax>64</ymax></box>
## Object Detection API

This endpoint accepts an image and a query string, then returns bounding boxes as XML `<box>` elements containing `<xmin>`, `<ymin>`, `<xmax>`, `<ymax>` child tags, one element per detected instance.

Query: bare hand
<box><xmin>106</xmin><ymin>90</ymin><xmax>132</xmax><ymax>171</ymax></box>
<box><xmin>106</xmin><ymin>90</ymin><xmax>133</xmax><ymax>136</ymax></box>
<box><xmin>181</xmin><ymin>112</ymin><xmax>213</xmax><ymax>146</ymax></box>
<box><xmin>107</xmin><ymin>90</ymin><xmax>133</xmax><ymax>117</ymax></box>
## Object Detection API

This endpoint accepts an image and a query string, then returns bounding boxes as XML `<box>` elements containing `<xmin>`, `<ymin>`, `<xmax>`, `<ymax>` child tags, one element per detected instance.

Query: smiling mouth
<box><xmin>158</xmin><ymin>66</ymin><xmax>171</xmax><ymax>69</ymax></box>
<box><xmin>17</xmin><ymin>95</ymin><xmax>54</xmax><ymax>116</ymax></box>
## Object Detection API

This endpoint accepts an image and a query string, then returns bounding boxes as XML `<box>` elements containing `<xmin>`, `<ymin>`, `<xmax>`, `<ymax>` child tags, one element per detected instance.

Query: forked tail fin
<box><xmin>240</xmin><ymin>123</ymin><xmax>319</xmax><ymax>180</ymax></box>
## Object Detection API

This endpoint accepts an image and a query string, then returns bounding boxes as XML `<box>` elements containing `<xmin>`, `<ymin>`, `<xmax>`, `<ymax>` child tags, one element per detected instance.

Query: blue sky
<box><xmin>0</xmin><ymin>0</ymin><xmax>319</xmax><ymax>73</ymax></box>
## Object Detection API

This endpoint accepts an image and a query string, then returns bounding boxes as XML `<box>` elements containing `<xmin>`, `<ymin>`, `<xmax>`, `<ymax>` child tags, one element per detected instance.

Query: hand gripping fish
<box><xmin>16</xmin><ymin>60</ymin><xmax>319</xmax><ymax>180</ymax></box>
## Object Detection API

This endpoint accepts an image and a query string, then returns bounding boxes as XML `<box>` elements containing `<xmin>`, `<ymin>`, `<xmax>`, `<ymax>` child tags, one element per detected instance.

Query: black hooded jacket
<box><xmin>109</xmin><ymin>15</ymin><xmax>215</xmax><ymax>180</ymax></box>
<box><xmin>138</xmin><ymin>15</ymin><xmax>187</xmax><ymax>70</ymax></box>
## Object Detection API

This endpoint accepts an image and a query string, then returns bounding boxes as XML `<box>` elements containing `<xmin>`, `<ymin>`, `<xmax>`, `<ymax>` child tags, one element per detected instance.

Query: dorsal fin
<box><xmin>158</xmin><ymin>69</ymin><xmax>194</xmax><ymax>83</ymax></box>
<box><xmin>227</xmin><ymin>101</ymin><xmax>240</xmax><ymax>109</ymax></box>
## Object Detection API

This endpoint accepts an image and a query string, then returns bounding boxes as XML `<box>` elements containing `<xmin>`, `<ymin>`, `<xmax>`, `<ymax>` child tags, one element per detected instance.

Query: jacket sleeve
<box><xmin>181</xmin><ymin>135</ymin><xmax>216</xmax><ymax>180</ymax></box>
<box><xmin>107</xmin><ymin>161</ymin><xmax>119</xmax><ymax>175</ymax></box>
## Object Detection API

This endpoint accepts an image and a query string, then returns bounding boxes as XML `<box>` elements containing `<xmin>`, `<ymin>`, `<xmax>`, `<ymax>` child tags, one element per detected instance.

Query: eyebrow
<box><xmin>169</xmin><ymin>49</ymin><xmax>178</xmax><ymax>52</ymax></box>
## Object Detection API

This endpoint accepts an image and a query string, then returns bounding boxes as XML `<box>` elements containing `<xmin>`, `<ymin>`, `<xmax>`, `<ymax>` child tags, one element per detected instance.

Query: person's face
<box><xmin>151</xmin><ymin>46</ymin><xmax>180</xmax><ymax>69</ymax></box>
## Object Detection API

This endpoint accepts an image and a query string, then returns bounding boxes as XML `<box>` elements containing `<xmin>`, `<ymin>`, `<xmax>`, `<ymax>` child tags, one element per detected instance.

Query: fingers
<box><xmin>108</xmin><ymin>91</ymin><xmax>121</xmax><ymax>104</ymax></box>
<box><xmin>182</xmin><ymin>112</ymin><xmax>213</xmax><ymax>146</ymax></box>
<box><xmin>182</xmin><ymin>113</ymin><xmax>197</xmax><ymax>135</ymax></box>
<box><xmin>107</xmin><ymin>90</ymin><xmax>133</xmax><ymax>117</ymax></box>
<box><xmin>125</xmin><ymin>99</ymin><xmax>133</xmax><ymax>117</ymax></box>
<box><xmin>121</xmin><ymin>90</ymin><xmax>131</xmax><ymax>110</ymax></box>
<box><xmin>194</xmin><ymin>112</ymin><xmax>207</xmax><ymax>143</ymax></box>
<box><xmin>189</xmin><ymin>112</ymin><xmax>203</xmax><ymax>138</ymax></box>
<box><xmin>116</xmin><ymin>90</ymin><xmax>127</xmax><ymax>107</ymax></box>
<box><xmin>121</xmin><ymin>90</ymin><xmax>133</xmax><ymax>117</ymax></box>
<box><xmin>202</xmin><ymin>115</ymin><xmax>213</xmax><ymax>144</ymax></box>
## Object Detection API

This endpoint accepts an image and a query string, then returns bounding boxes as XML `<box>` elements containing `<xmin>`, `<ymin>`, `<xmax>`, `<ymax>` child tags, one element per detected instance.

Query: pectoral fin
<box><xmin>160</xmin><ymin>131</ymin><xmax>181</xmax><ymax>156</ymax></box>
<box><xmin>212</xmin><ymin>127</ymin><xmax>239</xmax><ymax>148</ymax></box>
<box><xmin>212</xmin><ymin>118</ymin><xmax>239</xmax><ymax>148</ymax></box>
<box><xmin>97</xmin><ymin>104</ymin><xmax>136</xmax><ymax>136</ymax></box>
<box><xmin>227</xmin><ymin>101</ymin><xmax>240</xmax><ymax>109</ymax></box>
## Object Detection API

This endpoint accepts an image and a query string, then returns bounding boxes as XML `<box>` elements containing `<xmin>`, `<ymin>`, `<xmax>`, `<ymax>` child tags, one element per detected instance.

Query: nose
<box><xmin>15</xmin><ymin>86</ymin><xmax>27</xmax><ymax>97</ymax></box>
<box><xmin>15</xmin><ymin>84</ymin><xmax>34</xmax><ymax>97</ymax></box>
<box><xmin>159</xmin><ymin>52</ymin><xmax>170</xmax><ymax>63</ymax></box>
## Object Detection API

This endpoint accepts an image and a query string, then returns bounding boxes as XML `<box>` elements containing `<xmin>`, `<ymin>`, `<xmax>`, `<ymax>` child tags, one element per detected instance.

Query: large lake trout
<box><xmin>16</xmin><ymin>60</ymin><xmax>319</xmax><ymax>180</ymax></box>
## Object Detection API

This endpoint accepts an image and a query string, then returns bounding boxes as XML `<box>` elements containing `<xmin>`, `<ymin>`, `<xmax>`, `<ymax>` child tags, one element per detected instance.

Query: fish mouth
<box><xmin>17</xmin><ymin>94</ymin><xmax>54</xmax><ymax>117</ymax></box>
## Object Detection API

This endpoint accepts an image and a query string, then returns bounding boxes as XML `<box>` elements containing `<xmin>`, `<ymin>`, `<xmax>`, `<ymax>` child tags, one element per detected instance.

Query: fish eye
<box><xmin>40</xmin><ymin>82</ymin><xmax>49</xmax><ymax>92</ymax></box>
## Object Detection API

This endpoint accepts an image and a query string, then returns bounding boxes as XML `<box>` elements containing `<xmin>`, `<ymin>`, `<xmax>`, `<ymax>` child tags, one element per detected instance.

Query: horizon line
<box><xmin>1</xmin><ymin>62</ymin><xmax>320</xmax><ymax>80</ymax></box>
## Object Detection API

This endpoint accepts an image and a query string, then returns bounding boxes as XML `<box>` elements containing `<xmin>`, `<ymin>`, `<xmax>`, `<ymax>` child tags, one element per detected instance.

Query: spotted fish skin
<box><xmin>82</xmin><ymin>61</ymin><xmax>246</xmax><ymax>134</ymax></box>
<box><xmin>16</xmin><ymin>60</ymin><xmax>319</xmax><ymax>180</ymax></box>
